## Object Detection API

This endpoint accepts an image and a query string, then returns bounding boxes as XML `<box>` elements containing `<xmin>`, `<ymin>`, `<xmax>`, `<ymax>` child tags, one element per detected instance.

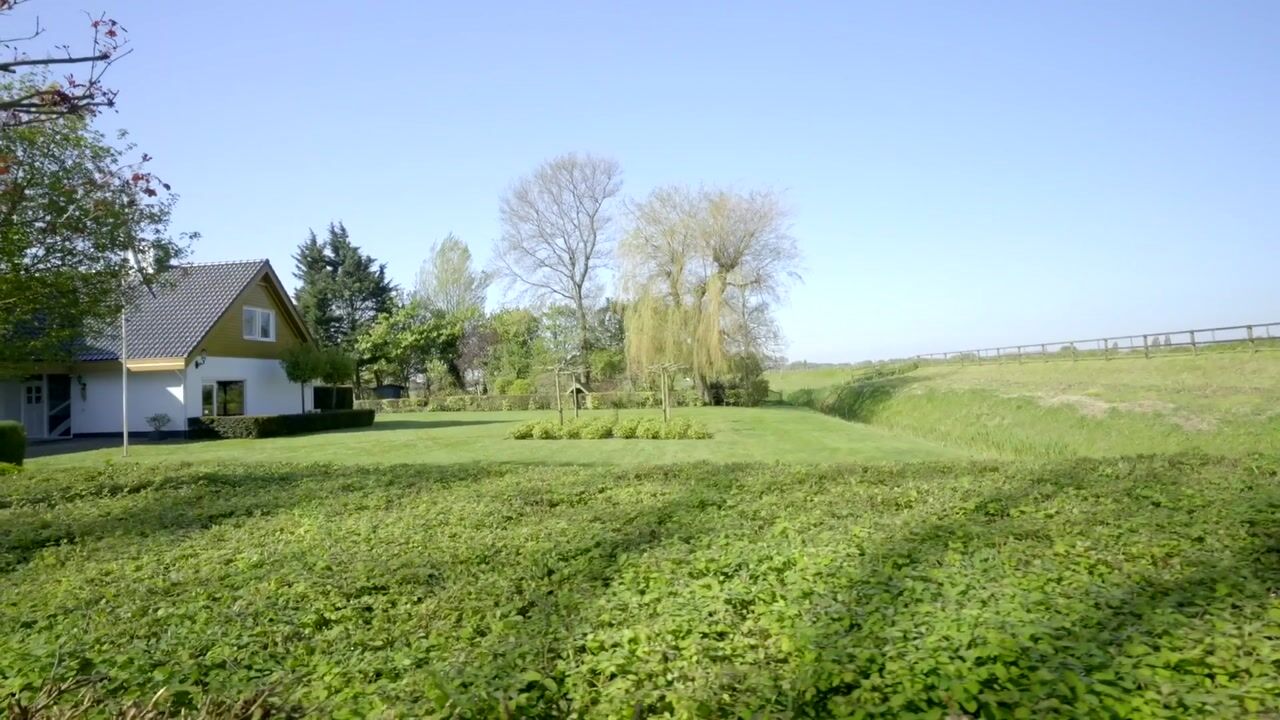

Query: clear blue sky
<box><xmin>25</xmin><ymin>1</ymin><xmax>1280</xmax><ymax>361</ymax></box>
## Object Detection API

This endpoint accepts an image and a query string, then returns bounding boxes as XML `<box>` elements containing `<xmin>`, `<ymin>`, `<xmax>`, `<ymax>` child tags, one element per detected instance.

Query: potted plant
<box><xmin>145</xmin><ymin>413</ymin><xmax>171</xmax><ymax>441</ymax></box>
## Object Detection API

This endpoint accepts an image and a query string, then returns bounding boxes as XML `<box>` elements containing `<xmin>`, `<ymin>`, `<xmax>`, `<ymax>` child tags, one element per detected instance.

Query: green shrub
<box><xmin>0</xmin><ymin>421</ymin><xmax>23</xmax><ymax>466</ymax></box>
<box><xmin>579</xmin><ymin>419</ymin><xmax>613</xmax><ymax>439</ymax></box>
<box><xmin>506</xmin><ymin>378</ymin><xmax>535</xmax><ymax>396</ymax></box>
<box><xmin>187</xmin><ymin>409</ymin><xmax>375</xmax><ymax>439</ymax></box>
<box><xmin>676</xmin><ymin>390</ymin><xmax>705</xmax><ymax>407</ymax></box>
<box><xmin>531</xmin><ymin>420</ymin><xmax>561</xmax><ymax>439</ymax></box>
<box><xmin>636</xmin><ymin>419</ymin><xmax>664</xmax><ymax>439</ymax></box>
<box><xmin>614</xmin><ymin>417</ymin><xmax>640</xmax><ymax>439</ymax></box>
<box><xmin>0</xmin><ymin>462</ymin><xmax>21</xmax><ymax>476</ymax></box>
<box><xmin>560</xmin><ymin>418</ymin><xmax>585</xmax><ymax>440</ymax></box>
<box><xmin>510</xmin><ymin>416</ymin><xmax>710</xmax><ymax>440</ymax></box>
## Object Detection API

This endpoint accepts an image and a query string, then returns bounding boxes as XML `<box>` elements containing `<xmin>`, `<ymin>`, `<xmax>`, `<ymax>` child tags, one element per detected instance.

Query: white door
<box><xmin>22</xmin><ymin>381</ymin><xmax>44</xmax><ymax>439</ymax></box>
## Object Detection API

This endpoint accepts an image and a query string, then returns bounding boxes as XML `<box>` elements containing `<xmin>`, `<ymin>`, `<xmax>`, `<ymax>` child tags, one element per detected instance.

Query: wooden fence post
<box><xmin>554</xmin><ymin>371</ymin><xmax>563</xmax><ymax>425</ymax></box>
<box><xmin>1190</xmin><ymin>330</ymin><xmax>1197</xmax><ymax>355</ymax></box>
<box><xmin>1248</xmin><ymin>325</ymin><xmax>1256</xmax><ymax>353</ymax></box>
<box><xmin>1017</xmin><ymin>346</ymin><xmax>1023</xmax><ymax>364</ymax></box>
<box><xmin>1142</xmin><ymin>335</ymin><xmax>1150</xmax><ymax>359</ymax></box>
<box><xmin>1041</xmin><ymin>343</ymin><xmax>1048</xmax><ymax>362</ymax></box>
<box><xmin>1101</xmin><ymin>339</ymin><xmax>1108</xmax><ymax>361</ymax></box>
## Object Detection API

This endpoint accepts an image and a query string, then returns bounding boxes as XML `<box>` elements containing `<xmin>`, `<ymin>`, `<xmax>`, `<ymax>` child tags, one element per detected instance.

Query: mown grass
<box><xmin>783</xmin><ymin>353</ymin><xmax>1280</xmax><ymax>459</ymax></box>
<box><xmin>2</xmin><ymin>455</ymin><xmax>1277</xmax><ymax>717</ymax></box>
<box><xmin>27</xmin><ymin>406</ymin><xmax>966</xmax><ymax>468</ymax></box>
<box><xmin>766</xmin><ymin>365</ymin><xmax>870</xmax><ymax>392</ymax></box>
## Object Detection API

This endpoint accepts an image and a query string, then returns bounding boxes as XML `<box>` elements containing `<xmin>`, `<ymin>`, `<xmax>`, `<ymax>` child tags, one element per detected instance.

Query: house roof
<box><xmin>78</xmin><ymin>259</ymin><xmax>284</xmax><ymax>362</ymax></box>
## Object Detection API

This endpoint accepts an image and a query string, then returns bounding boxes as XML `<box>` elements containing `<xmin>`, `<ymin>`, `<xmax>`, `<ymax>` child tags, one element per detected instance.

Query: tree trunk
<box><xmin>575</xmin><ymin>299</ymin><xmax>592</xmax><ymax>383</ymax></box>
<box><xmin>694</xmin><ymin>372</ymin><xmax>712</xmax><ymax>404</ymax></box>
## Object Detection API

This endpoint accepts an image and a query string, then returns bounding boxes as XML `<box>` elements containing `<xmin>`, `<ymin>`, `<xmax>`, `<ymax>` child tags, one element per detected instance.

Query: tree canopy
<box><xmin>0</xmin><ymin>105</ymin><xmax>188</xmax><ymax>367</ymax></box>
<box><xmin>414</xmin><ymin>233</ymin><xmax>488</xmax><ymax>319</ymax></box>
<box><xmin>492</xmin><ymin>153</ymin><xmax>622</xmax><ymax>377</ymax></box>
<box><xmin>1</xmin><ymin>2</ymin><xmax>130</xmax><ymax>128</ymax></box>
<box><xmin>621</xmin><ymin>186</ymin><xmax>800</xmax><ymax>397</ymax></box>
<box><xmin>355</xmin><ymin>300</ymin><xmax>464</xmax><ymax>389</ymax></box>
<box><xmin>291</xmin><ymin>222</ymin><xmax>397</xmax><ymax>370</ymax></box>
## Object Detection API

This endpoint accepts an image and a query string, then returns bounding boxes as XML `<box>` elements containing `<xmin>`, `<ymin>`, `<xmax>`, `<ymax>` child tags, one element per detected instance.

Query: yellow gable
<box><xmin>194</xmin><ymin>271</ymin><xmax>308</xmax><ymax>361</ymax></box>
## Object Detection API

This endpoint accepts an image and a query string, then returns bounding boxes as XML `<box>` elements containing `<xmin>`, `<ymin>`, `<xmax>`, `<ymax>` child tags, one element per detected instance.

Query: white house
<box><xmin>0</xmin><ymin>259</ymin><xmax>321</xmax><ymax>440</ymax></box>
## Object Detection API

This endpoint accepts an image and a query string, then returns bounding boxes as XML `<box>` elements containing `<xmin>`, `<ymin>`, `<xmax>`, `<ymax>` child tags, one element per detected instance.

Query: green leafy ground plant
<box><xmin>2</xmin><ymin>455</ymin><xmax>1277</xmax><ymax>717</ymax></box>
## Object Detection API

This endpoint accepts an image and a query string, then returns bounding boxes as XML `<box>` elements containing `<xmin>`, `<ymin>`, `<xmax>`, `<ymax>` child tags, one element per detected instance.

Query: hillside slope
<box><xmin>775</xmin><ymin>353</ymin><xmax>1280</xmax><ymax>458</ymax></box>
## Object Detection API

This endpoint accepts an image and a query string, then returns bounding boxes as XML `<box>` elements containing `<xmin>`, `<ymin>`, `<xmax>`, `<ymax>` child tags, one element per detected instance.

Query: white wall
<box><xmin>72</xmin><ymin>365</ymin><xmax>185</xmax><ymax>434</ymax></box>
<box><xmin>184</xmin><ymin>356</ymin><xmax>311</xmax><ymax>418</ymax></box>
<box><xmin>67</xmin><ymin>356</ymin><xmax>309</xmax><ymax>435</ymax></box>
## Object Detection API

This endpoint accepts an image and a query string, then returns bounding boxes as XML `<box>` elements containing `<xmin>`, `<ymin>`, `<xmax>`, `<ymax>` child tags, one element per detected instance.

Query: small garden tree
<box><xmin>281</xmin><ymin>345</ymin><xmax>355</xmax><ymax>411</ymax></box>
<box><xmin>280</xmin><ymin>345</ymin><xmax>324</xmax><ymax>412</ymax></box>
<box><xmin>319</xmin><ymin>347</ymin><xmax>356</xmax><ymax>387</ymax></box>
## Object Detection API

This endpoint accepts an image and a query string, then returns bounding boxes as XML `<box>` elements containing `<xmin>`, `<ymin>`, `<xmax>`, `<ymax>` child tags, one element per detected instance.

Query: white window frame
<box><xmin>242</xmin><ymin>306</ymin><xmax>276</xmax><ymax>342</ymax></box>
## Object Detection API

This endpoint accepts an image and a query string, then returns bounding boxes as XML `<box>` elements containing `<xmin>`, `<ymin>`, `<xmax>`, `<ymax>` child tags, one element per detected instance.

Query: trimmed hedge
<box><xmin>0</xmin><ymin>421</ymin><xmax>23</xmax><ymax>466</ymax></box>
<box><xmin>356</xmin><ymin>390</ymin><xmax>708</xmax><ymax>414</ymax></box>
<box><xmin>187</xmin><ymin>409</ymin><xmax>374</xmax><ymax>440</ymax></box>
<box><xmin>511</xmin><ymin>416</ymin><xmax>712</xmax><ymax>440</ymax></box>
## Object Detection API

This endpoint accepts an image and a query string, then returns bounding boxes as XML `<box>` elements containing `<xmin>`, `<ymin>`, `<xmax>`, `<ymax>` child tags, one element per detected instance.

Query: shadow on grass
<box><xmin>23</xmin><ymin>437</ymin><xmax>200</xmax><ymax>460</ymax></box>
<box><xmin>761</xmin><ymin>455</ymin><xmax>1280</xmax><ymax>717</ymax></box>
<box><xmin>0</xmin><ymin>463</ymin><xmax>512</xmax><ymax>571</ymax></box>
<box><xmin>787</xmin><ymin>374</ymin><xmax>925</xmax><ymax>422</ymax></box>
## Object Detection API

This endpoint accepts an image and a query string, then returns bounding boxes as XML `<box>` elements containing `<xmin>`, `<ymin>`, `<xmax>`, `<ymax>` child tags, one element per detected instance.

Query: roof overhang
<box><xmin>125</xmin><ymin>357</ymin><xmax>186</xmax><ymax>372</ymax></box>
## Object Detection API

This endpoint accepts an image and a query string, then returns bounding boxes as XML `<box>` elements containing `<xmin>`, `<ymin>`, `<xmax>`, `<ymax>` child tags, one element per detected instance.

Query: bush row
<box><xmin>0</xmin><ymin>421</ymin><xmax>23</xmax><ymax>466</ymax></box>
<box><xmin>186</xmin><ymin>409</ymin><xmax>375</xmax><ymax>439</ymax></box>
<box><xmin>356</xmin><ymin>391</ymin><xmax>709</xmax><ymax>413</ymax></box>
<box><xmin>511</xmin><ymin>416</ymin><xmax>712</xmax><ymax>440</ymax></box>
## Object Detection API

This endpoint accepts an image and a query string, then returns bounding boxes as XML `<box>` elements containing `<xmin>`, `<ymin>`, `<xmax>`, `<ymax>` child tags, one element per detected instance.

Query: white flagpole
<box><xmin>121</xmin><ymin>308</ymin><xmax>129</xmax><ymax>457</ymax></box>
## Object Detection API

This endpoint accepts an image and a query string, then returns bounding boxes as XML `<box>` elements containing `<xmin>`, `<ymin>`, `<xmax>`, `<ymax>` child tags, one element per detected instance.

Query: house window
<box><xmin>201</xmin><ymin>380</ymin><xmax>245</xmax><ymax>416</ymax></box>
<box><xmin>242</xmin><ymin>306</ymin><xmax>276</xmax><ymax>341</ymax></box>
<box><xmin>25</xmin><ymin>385</ymin><xmax>42</xmax><ymax>404</ymax></box>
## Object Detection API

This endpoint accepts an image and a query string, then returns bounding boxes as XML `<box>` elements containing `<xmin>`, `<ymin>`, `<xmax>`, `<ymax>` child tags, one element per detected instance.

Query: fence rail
<box><xmin>915</xmin><ymin>322</ymin><xmax>1280</xmax><ymax>365</ymax></box>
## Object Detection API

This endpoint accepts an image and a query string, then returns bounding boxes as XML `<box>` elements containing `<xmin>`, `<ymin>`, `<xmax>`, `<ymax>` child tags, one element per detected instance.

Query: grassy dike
<box><xmin>776</xmin><ymin>353</ymin><xmax>1280</xmax><ymax>458</ymax></box>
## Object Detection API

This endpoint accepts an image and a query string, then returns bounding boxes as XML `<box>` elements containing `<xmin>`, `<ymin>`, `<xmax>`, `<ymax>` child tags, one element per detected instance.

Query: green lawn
<box><xmin>766</xmin><ymin>364</ymin><xmax>867</xmax><ymax>392</ymax></box>
<box><xmin>28</xmin><ymin>406</ymin><xmax>968</xmax><ymax>468</ymax></box>
<box><xmin>3</xmin><ymin>456</ymin><xmax>1277</xmax><ymax>717</ymax></box>
<box><xmin>9</xmin><ymin>358</ymin><xmax>1278</xmax><ymax>717</ymax></box>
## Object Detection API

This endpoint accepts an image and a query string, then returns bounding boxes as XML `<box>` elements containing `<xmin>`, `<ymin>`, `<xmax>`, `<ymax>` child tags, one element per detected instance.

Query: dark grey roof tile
<box><xmin>79</xmin><ymin>260</ymin><xmax>268</xmax><ymax>361</ymax></box>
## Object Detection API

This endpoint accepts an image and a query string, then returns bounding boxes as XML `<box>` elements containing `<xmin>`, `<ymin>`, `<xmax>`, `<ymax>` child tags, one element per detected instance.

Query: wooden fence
<box><xmin>914</xmin><ymin>322</ymin><xmax>1280</xmax><ymax>365</ymax></box>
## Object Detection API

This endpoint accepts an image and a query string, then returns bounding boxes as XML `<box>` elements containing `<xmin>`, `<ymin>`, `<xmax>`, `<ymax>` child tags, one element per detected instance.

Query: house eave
<box><xmin>124</xmin><ymin>357</ymin><xmax>187</xmax><ymax>372</ymax></box>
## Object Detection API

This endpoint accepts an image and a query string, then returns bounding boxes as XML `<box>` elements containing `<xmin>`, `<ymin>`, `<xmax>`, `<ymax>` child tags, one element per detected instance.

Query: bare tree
<box><xmin>0</xmin><ymin>0</ymin><xmax>130</xmax><ymax>129</ymax></box>
<box><xmin>493</xmin><ymin>152</ymin><xmax>622</xmax><ymax>376</ymax></box>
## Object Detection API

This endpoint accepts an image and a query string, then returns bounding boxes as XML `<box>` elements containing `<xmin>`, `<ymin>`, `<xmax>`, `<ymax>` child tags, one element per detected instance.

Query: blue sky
<box><xmin>23</xmin><ymin>1</ymin><xmax>1280</xmax><ymax>361</ymax></box>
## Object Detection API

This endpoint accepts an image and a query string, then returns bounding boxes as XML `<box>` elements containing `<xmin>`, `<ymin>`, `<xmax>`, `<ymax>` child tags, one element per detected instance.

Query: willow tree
<box><xmin>621</xmin><ymin>186</ymin><xmax>800</xmax><ymax>399</ymax></box>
